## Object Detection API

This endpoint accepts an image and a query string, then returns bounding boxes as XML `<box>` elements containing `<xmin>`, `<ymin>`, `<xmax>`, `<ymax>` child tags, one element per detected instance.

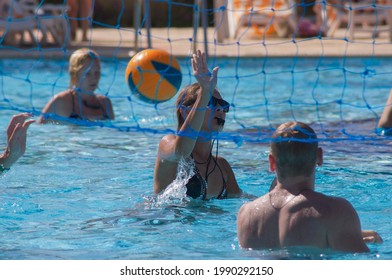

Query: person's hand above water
<box><xmin>1</xmin><ymin>113</ymin><xmax>35</xmax><ymax>170</ymax></box>
<box><xmin>362</xmin><ymin>230</ymin><xmax>383</xmax><ymax>244</ymax></box>
<box><xmin>192</xmin><ymin>49</ymin><xmax>219</xmax><ymax>96</ymax></box>
<box><xmin>378</xmin><ymin>89</ymin><xmax>392</xmax><ymax>131</ymax></box>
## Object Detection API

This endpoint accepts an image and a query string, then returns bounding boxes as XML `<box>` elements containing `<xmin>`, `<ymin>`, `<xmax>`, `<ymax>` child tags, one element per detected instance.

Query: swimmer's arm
<box><xmin>38</xmin><ymin>94</ymin><xmax>70</xmax><ymax>124</ymax></box>
<box><xmin>237</xmin><ymin>204</ymin><xmax>250</xmax><ymax>247</ymax></box>
<box><xmin>175</xmin><ymin>51</ymin><xmax>219</xmax><ymax>158</ymax></box>
<box><xmin>106</xmin><ymin>98</ymin><xmax>115</xmax><ymax>120</ymax></box>
<box><xmin>378</xmin><ymin>89</ymin><xmax>392</xmax><ymax>128</ymax></box>
<box><xmin>327</xmin><ymin>198</ymin><xmax>369</xmax><ymax>253</ymax></box>
<box><xmin>175</xmin><ymin>88</ymin><xmax>209</xmax><ymax>158</ymax></box>
<box><xmin>100</xmin><ymin>96</ymin><xmax>115</xmax><ymax>120</ymax></box>
<box><xmin>154</xmin><ymin>135</ymin><xmax>180</xmax><ymax>194</ymax></box>
<box><xmin>237</xmin><ymin>202</ymin><xmax>258</xmax><ymax>248</ymax></box>
<box><xmin>156</xmin><ymin>134</ymin><xmax>180</xmax><ymax>163</ymax></box>
<box><xmin>1</xmin><ymin>113</ymin><xmax>34</xmax><ymax>170</ymax></box>
<box><xmin>362</xmin><ymin>230</ymin><xmax>383</xmax><ymax>244</ymax></box>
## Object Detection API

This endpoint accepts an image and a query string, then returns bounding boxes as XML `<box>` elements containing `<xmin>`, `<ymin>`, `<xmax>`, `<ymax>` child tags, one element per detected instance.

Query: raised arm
<box><xmin>161</xmin><ymin>50</ymin><xmax>219</xmax><ymax>162</ymax></box>
<box><xmin>1</xmin><ymin>113</ymin><xmax>35</xmax><ymax>171</ymax></box>
<box><xmin>174</xmin><ymin>50</ymin><xmax>219</xmax><ymax>158</ymax></box>
<box><xmin>378</xmin><ymin>89</ymin><xmax>392</xmax><ymax>129</ymax></box>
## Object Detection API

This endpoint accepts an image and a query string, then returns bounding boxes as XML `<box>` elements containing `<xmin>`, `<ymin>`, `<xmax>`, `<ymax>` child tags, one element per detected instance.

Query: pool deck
<box><xmin>1</xmin><ymin>27</ymin><xmax>392</xmax><ymax>58</ymax></box>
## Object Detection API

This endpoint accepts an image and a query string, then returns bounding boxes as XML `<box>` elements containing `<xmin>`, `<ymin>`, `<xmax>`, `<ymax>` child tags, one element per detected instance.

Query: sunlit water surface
<box><xmin>0</xmin><ymin>57</ymin><xmax>391</xmax><ymax>259</ymax></box>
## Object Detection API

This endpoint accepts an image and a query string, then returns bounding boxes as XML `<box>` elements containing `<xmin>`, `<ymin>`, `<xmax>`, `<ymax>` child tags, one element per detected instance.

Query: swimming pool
<box><xmin>0</xmin><ymin>57</ymin><xmax>391</xmax><ymax>260</ymax></box>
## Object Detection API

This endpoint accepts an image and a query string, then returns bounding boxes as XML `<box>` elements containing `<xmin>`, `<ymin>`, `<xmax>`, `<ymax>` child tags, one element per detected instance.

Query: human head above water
<box><xmin>270</xmin><ymin>121</ymin><xmax>319</xmax><ymax>179</ymax></box>
<box><xmin>175</xmin><ymin>82</ymin><xmax>221</xmax><ymax>131</ymax></box>
<box><xmin>69</xmin><ymin>48</ymin><xmax>100</xmax><ymax>87</ymax></box>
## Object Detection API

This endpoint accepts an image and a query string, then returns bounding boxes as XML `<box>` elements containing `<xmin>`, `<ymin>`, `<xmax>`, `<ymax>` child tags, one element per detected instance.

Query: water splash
<box><xmin>152</xmin><ymin>158</ymin><xmax>197</xmax><ymax>208</ymax></box>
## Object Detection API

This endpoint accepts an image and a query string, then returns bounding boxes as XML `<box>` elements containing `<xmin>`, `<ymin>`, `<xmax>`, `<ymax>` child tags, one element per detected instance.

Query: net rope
<box><xmin>1</xmin><ymin>0</ymin><xmax>392</xmax><ymax>144</ymax></box>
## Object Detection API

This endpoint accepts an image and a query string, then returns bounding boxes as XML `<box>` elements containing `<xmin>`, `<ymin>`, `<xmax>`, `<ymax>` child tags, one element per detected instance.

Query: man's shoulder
<box><xmin>312</xmin><ymin>191</ymin><xmax>351</xmax><ymax>206</ymax></box>
<box><xmin>305</xmin><ymin>190</ymin><xmax>346</xmax><ymax>203</ymax></box>
<box><xmin>239</xmin><ymin>195</ymin><xmax>269</xmax><ymax>214</ymax></box>
<box><xmin>304</xmin><ymin>191</ymin><xmax>355</xmax><ymax>218</ymax></box>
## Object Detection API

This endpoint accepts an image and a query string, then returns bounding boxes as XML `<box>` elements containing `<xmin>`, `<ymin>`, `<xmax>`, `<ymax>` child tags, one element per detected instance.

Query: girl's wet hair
<box><xmin>69</xmin><ymin>48</ymin><xmax>100</xmax><ymax>86</ymax></box>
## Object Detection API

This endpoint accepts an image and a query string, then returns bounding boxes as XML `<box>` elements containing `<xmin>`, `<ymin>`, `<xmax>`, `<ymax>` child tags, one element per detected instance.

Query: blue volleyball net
<box><xmin>1</xmin><ymin>0</ymin><xmax>392</xmax><ymax>144</ymax></box>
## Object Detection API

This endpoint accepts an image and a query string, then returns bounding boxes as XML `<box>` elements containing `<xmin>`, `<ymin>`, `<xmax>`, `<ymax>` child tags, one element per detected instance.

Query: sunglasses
<box><xmin>208</xmin><ymin>96</ymin><xmax>230</xmax><ymax>113</ymax></box>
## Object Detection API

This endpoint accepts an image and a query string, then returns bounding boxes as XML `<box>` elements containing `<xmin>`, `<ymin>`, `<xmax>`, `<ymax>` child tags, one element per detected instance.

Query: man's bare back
<box><xmin>237</xmin><ymin>187</ymin><xmax>369</xmax><ymax>252</ymax></box>
<box><xmin>237</xmin><ymin>122</ymin><xmax>370</xmax><ymax>253</ymax></box>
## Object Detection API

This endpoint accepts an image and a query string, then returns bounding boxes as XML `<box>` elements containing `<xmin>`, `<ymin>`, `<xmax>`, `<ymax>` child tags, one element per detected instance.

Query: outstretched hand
<box><xmin>191</xmin><ymin>50</ymin><xmax>219</xmax><ymax>94</ymax></box>
<box><xmin>2</xmin><ymin>113</ymin><xmax>35</xmax><ymax>168</ymax></box>
<box><xmin>362</xmin><ymin>230</ymin><xmax>383</xmax><ymax>244</ymax></box>
<box><xmin>7</xmin><ymin>113</ymin><xmax>34</xmax><ymax>143</ymax></box>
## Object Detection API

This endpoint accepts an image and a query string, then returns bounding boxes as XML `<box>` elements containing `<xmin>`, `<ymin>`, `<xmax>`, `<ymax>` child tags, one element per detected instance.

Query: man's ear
<box><xmin>317</xmin><ymin>147</ymin><xmax>323</xmax><ymax>166</ymax></box>
<box><xmin>269</xmin><ymin>153</ymin><xmax>276</xmax><ymax>172</ymax></box>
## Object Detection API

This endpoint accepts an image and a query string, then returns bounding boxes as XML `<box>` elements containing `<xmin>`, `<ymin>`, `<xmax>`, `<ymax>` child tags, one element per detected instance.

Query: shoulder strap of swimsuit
<box><xmin>211</xmin><ymin>156</ymin><xmax>227</xmax><ymax>199</ymax></box>
<box><xmin>101</xmin><ymin>98</ymin><xmax>110</xmax><ymax>119</ymax></box>
<box><xmin>70</xmin><ymin>93</ymin><xmax>79</xmax><ymax>118</ymax></box>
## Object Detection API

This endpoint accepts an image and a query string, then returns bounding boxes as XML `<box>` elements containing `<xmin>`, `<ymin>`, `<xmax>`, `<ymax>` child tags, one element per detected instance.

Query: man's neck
<box><xmin>274</xmin><ymin>175</ymin><xmax>315</xmax><ymax>194</ymax></box>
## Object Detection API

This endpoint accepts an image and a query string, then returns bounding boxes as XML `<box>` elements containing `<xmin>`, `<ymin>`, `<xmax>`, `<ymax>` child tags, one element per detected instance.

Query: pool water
<box><xmin>0</xmin><ymin>57</ymin><xmax>391</xmax><ymax>260</ymax></box>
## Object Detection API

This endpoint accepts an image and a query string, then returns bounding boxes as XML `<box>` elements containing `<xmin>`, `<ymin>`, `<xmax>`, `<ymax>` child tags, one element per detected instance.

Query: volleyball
<box><xmin>125</xmin><ymin>49</ymin><xmax>182</xmax><ymax>103</ymax></box>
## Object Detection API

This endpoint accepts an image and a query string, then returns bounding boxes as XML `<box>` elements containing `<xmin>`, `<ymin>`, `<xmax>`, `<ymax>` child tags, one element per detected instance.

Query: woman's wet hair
<box><xmin>69</xmin><ymin>48</ymin><xmax>100</xmax><ymax>86</ymax></box>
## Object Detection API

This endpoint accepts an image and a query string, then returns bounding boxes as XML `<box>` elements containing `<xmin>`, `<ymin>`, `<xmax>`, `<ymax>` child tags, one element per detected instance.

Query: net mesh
<box><xmin>1</xmin><ymin>0</ymin><xmax>392</xmax><ymax>144</ymax></box>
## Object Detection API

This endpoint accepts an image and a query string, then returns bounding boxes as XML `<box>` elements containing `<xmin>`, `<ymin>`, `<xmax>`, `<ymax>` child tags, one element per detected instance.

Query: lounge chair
<box><xmin>0</xmin><ymin>0</ymin><xmax>69</xmax><ymax>46</ymax></box>
<box><xmin>214</xmin><ymin>0</ymin><xmax>297</xmax><ymax>41</ymax></box>
<box><xmin>324</xmin><ymin>0</ymin><xmax>392</xmax><ymax>41</ymax></box>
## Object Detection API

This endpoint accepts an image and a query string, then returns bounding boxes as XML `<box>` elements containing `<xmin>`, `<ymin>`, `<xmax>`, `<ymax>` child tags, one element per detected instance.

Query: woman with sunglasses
<box><xmin>153</xmin><ymin>50</ymin><xmax>243</xmax><ymax>200</ymax></box>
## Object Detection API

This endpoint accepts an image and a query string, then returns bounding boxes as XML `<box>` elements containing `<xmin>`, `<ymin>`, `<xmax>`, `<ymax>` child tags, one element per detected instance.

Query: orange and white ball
<box><xmin>125</xmin><ymin>49</ymin><xmax>182</xmax><ymax>103</ymax></box>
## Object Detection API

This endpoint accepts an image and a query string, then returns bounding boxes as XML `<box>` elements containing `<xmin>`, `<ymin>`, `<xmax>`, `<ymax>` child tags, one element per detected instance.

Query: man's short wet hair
<box><xmin>270</xmin><ymin>121</ymin><xmax>318</xmax><ymax>179</ymax></box>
